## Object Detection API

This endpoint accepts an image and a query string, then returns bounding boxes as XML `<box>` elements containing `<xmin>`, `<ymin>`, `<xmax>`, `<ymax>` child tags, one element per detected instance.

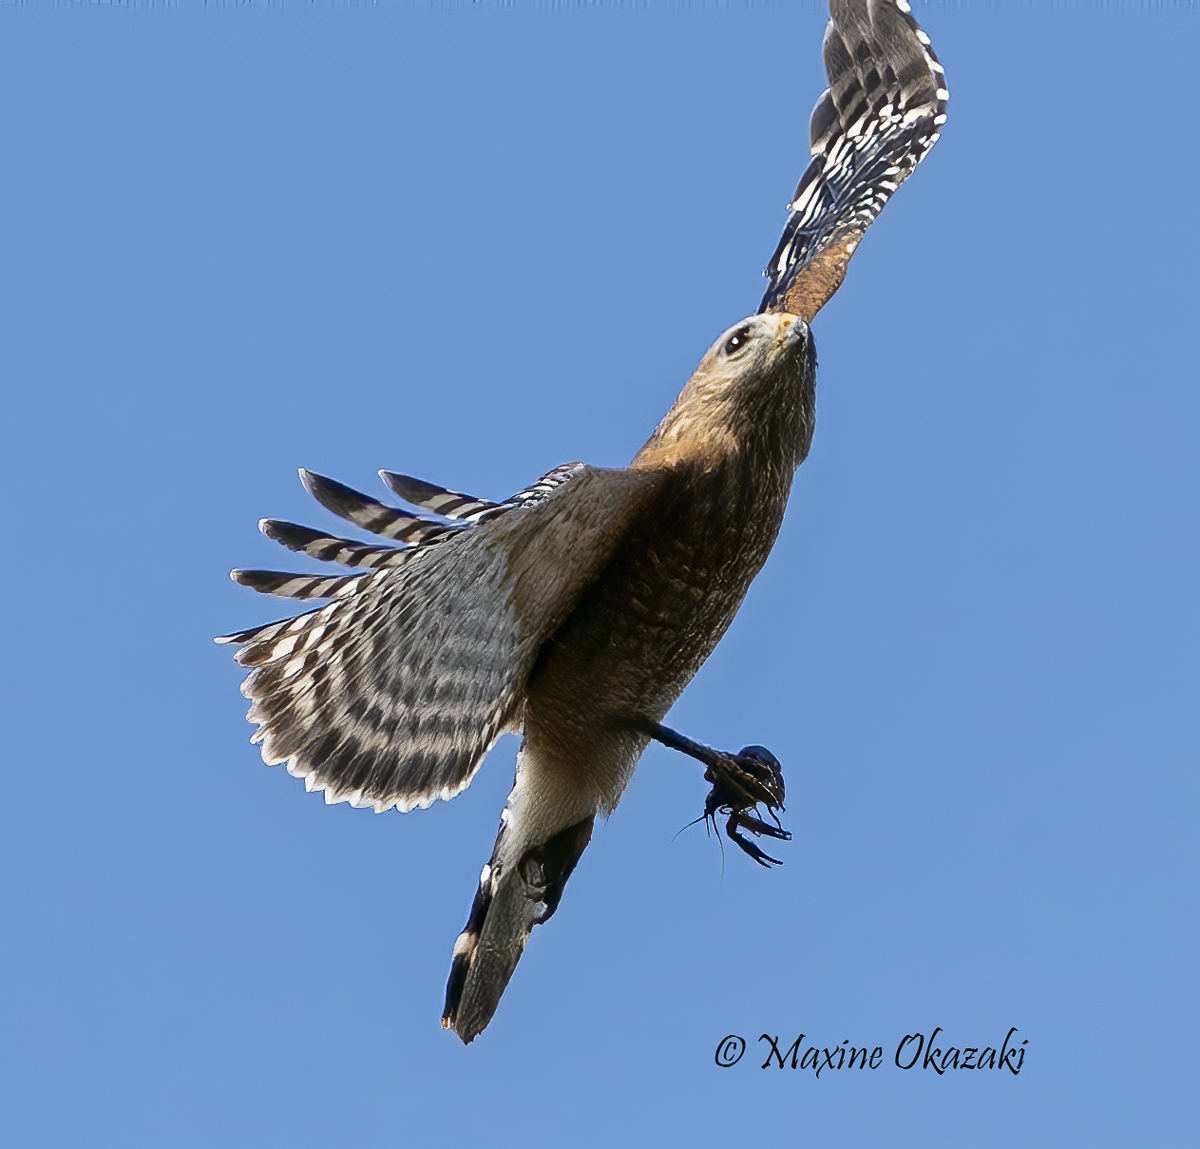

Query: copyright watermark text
<box><xmin>714</xmin><ymin>1027</ymin><xmax>1027</xmax><ymax>1076</ymax></box>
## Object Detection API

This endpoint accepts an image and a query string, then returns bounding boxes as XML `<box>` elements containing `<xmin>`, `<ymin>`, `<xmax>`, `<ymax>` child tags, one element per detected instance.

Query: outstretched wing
<box><xmin>759</xmin><ymin>0</ymin><xmax>947</xmax><ymax>320</ymax></box>
<box><xmin>218</xmin><ymin>465</ymin><xmax>661</xmax><ymax>813</ymax></box>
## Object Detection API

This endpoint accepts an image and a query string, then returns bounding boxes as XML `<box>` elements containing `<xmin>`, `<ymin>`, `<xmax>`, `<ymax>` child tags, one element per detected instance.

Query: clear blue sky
<box><xmin>1</xmin><ymin>2</ymin><xmax>1195</xmax><ymax>1146</ymax></box>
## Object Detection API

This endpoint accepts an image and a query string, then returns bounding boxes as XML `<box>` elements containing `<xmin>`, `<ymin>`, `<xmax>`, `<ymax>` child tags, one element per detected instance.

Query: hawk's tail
<box><xmin>443</xmin><ymin>815</ymin><xmax>594</xmax><ymax>1043</ymax></box>
<box><xmin>442</xmin><ymin>745</ymin><xmax>599</xmax><ymax>1043</ymax></box>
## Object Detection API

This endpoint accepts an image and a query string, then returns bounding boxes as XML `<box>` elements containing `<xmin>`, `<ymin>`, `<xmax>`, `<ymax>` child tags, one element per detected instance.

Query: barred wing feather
<box><xmin>218</xmin><ymin>465</ymin><xmax>660</xmax><ymax>814</ymax></box>
<box><xmin>759</xmin><ymin>0</ymin><xmax>947</xmax><ymax>320</ymax></box>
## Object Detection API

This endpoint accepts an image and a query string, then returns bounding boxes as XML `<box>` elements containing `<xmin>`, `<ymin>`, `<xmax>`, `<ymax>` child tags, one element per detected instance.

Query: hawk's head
<box><xmin>633</xmin><ymin>312</ymin><xmax>816</xmax><ymax>472</ymax></box>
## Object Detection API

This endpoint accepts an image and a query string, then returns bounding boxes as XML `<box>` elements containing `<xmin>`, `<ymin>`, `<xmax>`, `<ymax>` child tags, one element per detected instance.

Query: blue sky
<box><xmin>1</xmin><ymin>2</ymin><xmax>1196</xmax><ymax>1145</ymax></box>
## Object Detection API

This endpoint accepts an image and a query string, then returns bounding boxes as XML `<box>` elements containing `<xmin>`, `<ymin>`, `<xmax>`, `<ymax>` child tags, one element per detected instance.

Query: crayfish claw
<box><xmin>726</xmin><ymin>814</ymin><xmax>786</xmax><ymax>868</ymax></box>
<box><xmin>732</xmin><ymin>810</ymin><xmax>792</xmax><ymax>841</ymax></box>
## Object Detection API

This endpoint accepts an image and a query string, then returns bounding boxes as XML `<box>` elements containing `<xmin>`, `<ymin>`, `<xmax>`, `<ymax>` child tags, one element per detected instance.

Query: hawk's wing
<box><xmin>218</xmin><ymin>464</ymin><xmax>661</xmax><ymax>813</ymax></box>
<box><xmin>759</xmin><ymin>0</ymin><xmax>947</xmax><ymax>321</ymax></box>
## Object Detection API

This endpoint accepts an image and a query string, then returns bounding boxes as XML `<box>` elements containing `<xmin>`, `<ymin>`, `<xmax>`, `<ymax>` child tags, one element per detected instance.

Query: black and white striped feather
<box><xmin>300</xmin><ymin>469</ymin><xmax>466</xmax><ymax>544</ymax></box>
<box><xmin>259</xmin><ymin>519</ymin><xmax>415</xmax><ymax>570</ymax></box>
<box><xmin>759</xmin><ymin>0</ymin><xmax>947</xmax><ymax>317</ymax></box>
<box><xmin>379</xmin><ymin>472</ymin><xmax>501</xmax><ymax>522</ymax></box>
<box><xmin>231</xmin><ymin>568</ymin><xmax>370</xmax><ymax>600</ymax></box>
<box><xmin>218</xmin><ymin>464</ymin><xmax>658</xmax><ymax>813</ymax></box>
<box><xmin>379</xmin><ymin>463</ymin><xmax>586</xmax><ymax>526</ymax></box>
<box><xmin>219</xmin><ymin>463</ymin><xmax>588</xmax><ymax>629</ymax></box>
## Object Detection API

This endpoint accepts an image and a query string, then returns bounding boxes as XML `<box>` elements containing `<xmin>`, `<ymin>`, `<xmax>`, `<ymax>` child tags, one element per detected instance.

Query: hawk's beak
<box><xmin>776</xmin><ymin>314</ymin><xmax>808</xmax><ymax>352</ymax></box>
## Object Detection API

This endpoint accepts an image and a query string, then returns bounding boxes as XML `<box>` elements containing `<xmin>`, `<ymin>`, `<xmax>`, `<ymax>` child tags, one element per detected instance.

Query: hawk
<box><xmin>218</xmin><ymin>0</ymin><xmax>947</xmax><ymax>1043</ymax></box>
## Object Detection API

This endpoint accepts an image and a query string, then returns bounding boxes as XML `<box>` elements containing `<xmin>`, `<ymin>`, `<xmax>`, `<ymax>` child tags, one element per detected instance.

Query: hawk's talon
<box><xmin>701</xmin><ymin>745</ymin><xmax>790</xmax><ymax>867</ymax></box>
<box><xmin>638</xmin><ymin>722</ymin><xmax>793</xmax><ymax>867</ymax></box>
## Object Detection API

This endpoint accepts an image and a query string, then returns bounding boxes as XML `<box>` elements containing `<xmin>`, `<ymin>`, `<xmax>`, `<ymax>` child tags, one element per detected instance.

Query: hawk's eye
<box><xmin>723</xmin><ymin>326</ymin><xmax>752</xmax><ymax>357</ymax></box>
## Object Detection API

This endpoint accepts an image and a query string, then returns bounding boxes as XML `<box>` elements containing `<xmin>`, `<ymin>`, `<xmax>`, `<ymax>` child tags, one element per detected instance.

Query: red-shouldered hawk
<box><xmin>219</xmin><ymin>0</ymin><xmax>947</xmax><ymax>1043</ymax></box>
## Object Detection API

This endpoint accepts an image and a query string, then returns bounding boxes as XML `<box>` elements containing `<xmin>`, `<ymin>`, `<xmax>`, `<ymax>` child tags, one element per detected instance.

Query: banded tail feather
<box><xmin>444</xmin><ymin>808</ymin><xmax>595</xmax><ymax>1044</ymax></box>
<box><xmin>759</xmin><ymin>0</ymin><xmax>947</xmax><ymax>320</ymax></box>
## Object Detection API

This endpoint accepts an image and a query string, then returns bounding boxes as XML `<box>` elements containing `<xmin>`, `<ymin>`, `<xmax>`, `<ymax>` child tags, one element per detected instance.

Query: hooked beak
<box><xmin>783</xmin><ymin>314</ymin><xmax>809</xmax><ymax>344</ymax></box>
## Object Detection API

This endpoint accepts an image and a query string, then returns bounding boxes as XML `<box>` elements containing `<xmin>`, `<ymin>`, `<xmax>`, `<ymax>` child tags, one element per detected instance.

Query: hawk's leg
<box><xmin>639</xmin><ymin>720</ymin><xmax>792</xmax><ymax>868</ymax></box>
